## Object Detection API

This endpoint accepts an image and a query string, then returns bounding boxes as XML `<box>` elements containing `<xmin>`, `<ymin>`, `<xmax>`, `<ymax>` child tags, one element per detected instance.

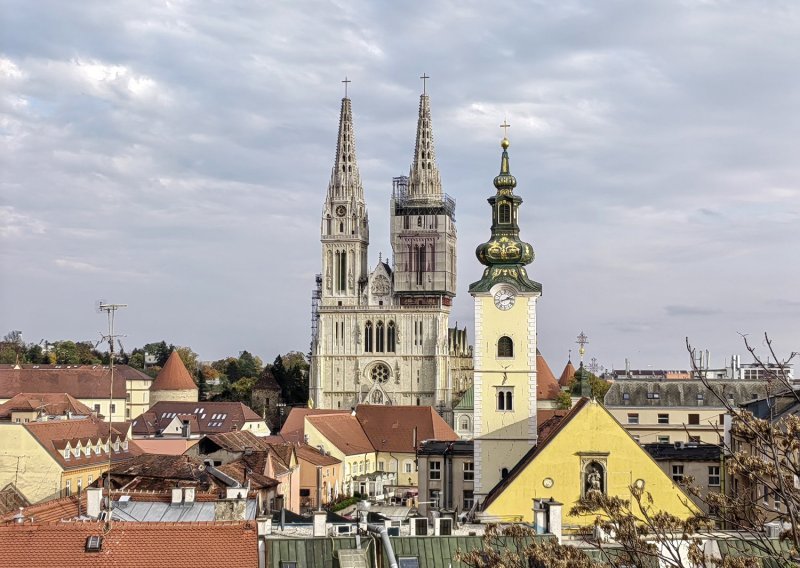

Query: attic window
<box><xmin>85</xmin><ymin>535</ymin><xmax>103</xmax><ymax>552</ymax></box>
<box><xmin>622</xmin><ymin>393</ymin><xmax>630</xmax><ymax>400</ymax></box>
<box><xmin>64</xmin><ymin>447</ymin><xmax>70</xmax><ymax>459</ymax></box>
<box><xmin>646</xmin><ymin>392</ymin><xmax>660</xmax><ymax>400</ymax></box>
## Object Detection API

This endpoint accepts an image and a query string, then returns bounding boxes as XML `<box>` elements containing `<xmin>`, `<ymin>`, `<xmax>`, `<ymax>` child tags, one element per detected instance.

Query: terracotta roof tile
<box><xmin>558</xmin><ymin>360</ymin><xmax>576</xmax><ymax>388</ymax></box>
<box><xmin>536</xmin><ymin>351</ymin><xmax>562</xmax><ymax>400</ymax></box>
<box><xmin>131</xmin><ymin>401</ymin><xmax>264</xmax><ymax>436</ymax></box>
<box><xmin>0</xmin><ymin>392</ymin><xmax>95</xmax><ymax>419</ymax></box>
<box><xmin>306</xmin><ymin>414</ymin><xmax>374</xmax><ymax>455</ymax></box>
<box><xmin>294</xmin><ymin>443</ymin><xmax>341</xmax><ymax>466</ymax></box>
<box><xmin>0</xmin><ymin>364</ymin><xmax>151</xmax><ymax>399</ymax></box>
<box><xmin>279</xmin><ymin>408</ymin><xmax>348</xmax><ymax>442</ymax></box>
<box><xmin>150</xmin><ymin>351</ymin><xmax>197</xmax><ymax>392</ymax></box>
<box><xmin>24</xmin><ymin>417</ymin><xmax>138</xmax><ymax>470</ymax></box>
<box><xmin>0</xmin><ymin>521</ymin><xmax>258</xmax><ymax>567</ymax></box>
<box><xmin>354</xmin><ymin>405</ymin><xmax>458</xmax><ymax>453</ymax></box>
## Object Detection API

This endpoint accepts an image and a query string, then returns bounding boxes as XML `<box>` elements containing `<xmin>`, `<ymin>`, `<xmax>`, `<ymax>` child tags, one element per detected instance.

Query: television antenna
<box><xmin>96</xmin><ymin>301</ymin><xmax>127</xmax><ymax>526</ymax></box>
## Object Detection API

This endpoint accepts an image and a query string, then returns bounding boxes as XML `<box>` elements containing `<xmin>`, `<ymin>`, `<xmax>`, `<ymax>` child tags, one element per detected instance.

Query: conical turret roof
<box><xmin>536</xmin><ymin>350</ymin><xmax>562</xmax><ymax>400</ymax></box>
<box><xmin>151</xmin><ymin>351</ymin><xmax>197</xmax><ymax>392</ymax></box>
<box><xmin>559</xmin><ymin>359</ymin><xmax>576</xmax><ymax>388</ymax></box>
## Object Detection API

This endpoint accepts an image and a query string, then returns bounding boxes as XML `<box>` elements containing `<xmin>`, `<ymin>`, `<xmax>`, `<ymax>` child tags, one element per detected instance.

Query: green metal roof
<box><xmin>265</xmin><ymin>537</ymin><xmax>374</xmax><ymax>568</ymax></box>
<box><xmin>383</xmin><ymin>535</ymin><xmax>551</xmax><ymax>568</ymax></box>
<box><xmin>715</xmin><ymin>537</ymin><xmax>793</xmax><ymax>567</ymax></box>
<box><xmin>453</xmin><ymin>386</ymin><xmax>473</xmax><ymax>411</ymax></box>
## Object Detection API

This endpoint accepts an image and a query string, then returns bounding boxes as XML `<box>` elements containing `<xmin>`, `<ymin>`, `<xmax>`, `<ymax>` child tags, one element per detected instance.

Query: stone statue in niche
<box><xmin>584</xmin><ymin>462</ymin><xmax>604</xmax><ymax>496</ymax></box>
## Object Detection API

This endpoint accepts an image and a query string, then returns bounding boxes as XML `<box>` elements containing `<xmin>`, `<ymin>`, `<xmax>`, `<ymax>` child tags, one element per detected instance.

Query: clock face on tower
<box><xmin>336</xmin><ymin>205</ymin><xmax>347</xmax><ymax>217</ymax></box>
<box><xmin>493</xmin><ymin>286</ymin><xmax>516</xmax><ymax>310</ymax></box>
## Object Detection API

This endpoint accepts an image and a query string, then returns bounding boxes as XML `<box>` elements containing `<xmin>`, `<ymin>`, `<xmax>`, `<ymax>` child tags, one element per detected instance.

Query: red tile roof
<box><xmin>294</xmin><ymin>443</ymin><xmax>341</xmax><ymax>467</ymax></box>
<box><xmin>558</xmin><ymin>359</ymin><xmax>576</xmax><ymax>388</ymax></box>
<box><xmin>1</xmin><ymin>494</ymin><xmax>83</xmax><ymax>524</ymax></box>
<box><xmin>24</xmin><ymin>417</ymin><xmax>138</xmax><ymax>470</ymax></box>
<box><xmin>0</xmin><ymin>364</ymin><xmax>151</xmax><ymax>399</ymax></box>
<box><xmin>0</xmin><ymin>521</ymin><xmax>258</xmax><ymax>567</ymax></box>
<box><xmin>279</xmin><ymin>408</ymin><xmax>348</xmax><ymax>442</ymax></box>
<box><xmin>0</xmin><ymin>392</ymin><xmax>95</xmax><ymax>419</ymax></box>
<box><xmin>354</xmin><ymin>405</ymin><xmax>458</xmax><ymax>453</ymax></box>
<box><xmin>150</xmin><ymin>351</ymin><xmax>197</xmax><ymax>392</ymax></box>
<box><xmin>536</xmin><ymin>351</ymin><xmax>562</xmax><ymax>400</ymax></box>
<box><xmin>203</xmin><ymin>430</ymin><xmax>272</xmax><ymax>453</ymax></box>
<box><xmin>306</xmin><ymin>414</ymin><xmax>374</xmax><ymax>455</ymax></box>
<box><xmin>132</xmin><ymin>401</ymin><xmax>263</xmax><ymax>436</ymax></box>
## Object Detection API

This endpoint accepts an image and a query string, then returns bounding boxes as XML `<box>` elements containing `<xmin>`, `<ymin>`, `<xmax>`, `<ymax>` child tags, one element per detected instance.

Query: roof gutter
<box><xmin>367</xmin><ymin>523</ymin><xmax>397</xmax><ymax>568</ymax></box>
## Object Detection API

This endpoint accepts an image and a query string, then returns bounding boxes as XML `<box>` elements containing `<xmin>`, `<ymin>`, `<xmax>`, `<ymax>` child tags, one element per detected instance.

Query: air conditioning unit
<box><xmin>384</xmin><ymin>520</ymin><xmax>401</xmax><ymax>530</ymax></box>
<box><xmin>764</xmin><ymin>522</ymin><xmax>782</xmax><ymax>538</ymax></box>
<box><xmin>410</xmin><ymin>517</ymin><xmax>428</xmax><ymax>536</ymax></box>
<box><xmin>387</xmin><ymin>526</ymin><xmax>400</xmax><ymax>537</ymax></box>
<box><xmin>330</xmin><ymin>524</ymin><xmax>355</xmax><ymax>536</ymax></box>
<box><xmin>434</xmin><ymin>517</ymin><xmax>452</xmax><ymax>536</ymax></box>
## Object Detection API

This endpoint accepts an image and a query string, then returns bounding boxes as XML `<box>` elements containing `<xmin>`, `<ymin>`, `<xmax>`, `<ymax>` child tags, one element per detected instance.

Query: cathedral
<box><xmin>309</xmin><ymin>84</ymin><xmax>459</xmax><ymax>412</ymax></box>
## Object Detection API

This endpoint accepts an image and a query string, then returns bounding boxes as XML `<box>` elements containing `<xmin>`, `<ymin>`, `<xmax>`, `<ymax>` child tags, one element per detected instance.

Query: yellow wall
<box><xmin>0</xmin><ymin>424</ymin><xmax>62</xmax><ymax>503</ymax></box>
<box><xmin>303</xmin><ymin>419</ymin><xmax>374</xmax><ymax>495</ymax></box>
<box><xmin>376</xmin><ymin>451</ymin><xmax>418</xmax><ymax>486</ymax></box>
<box><xmin>482</xmin><ymin>400</ymin><xmax>697</xmax><ymax>528</ymax></box>
<box><xmin>474</xmin><ymin>290</ymin><xmax>539</xmax><ymax>495</ymax></box>
<box><xmin>126</xmin><ymin>378</ymin><xmax>152</xmax><ymax>419</ymax></box>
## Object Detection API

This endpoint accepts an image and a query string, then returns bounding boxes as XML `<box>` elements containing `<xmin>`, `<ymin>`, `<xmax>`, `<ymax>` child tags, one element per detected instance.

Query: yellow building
<box><xmin>0</xmin><ymin>416</ymin><xmax>138</xmax><ymax>503</ymax></box>
<box><xmin>480</xmin><ymin>397</ymin><xmax>697</xmax><ymax>528</ymax></box>
<box><xmin>469</xmin><ymin>136</ymin><xmax>542</xmax><ymax>498</ymax></box>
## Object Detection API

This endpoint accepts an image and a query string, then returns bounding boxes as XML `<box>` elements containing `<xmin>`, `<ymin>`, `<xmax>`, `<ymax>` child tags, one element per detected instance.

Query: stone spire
<box><xmin>328</xmin><ymin>97</ymin><xmax>364</xmax><ymax>202</ymax></box>
<box><xmin>408</xmin><ymin>91</ymin><xmax>443</xmax><ymax>199</ymax></box>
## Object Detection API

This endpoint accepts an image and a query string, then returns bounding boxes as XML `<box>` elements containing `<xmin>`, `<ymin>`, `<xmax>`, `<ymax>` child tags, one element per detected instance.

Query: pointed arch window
<box><xmin>498</xmin><ymin>336</ymin><xmax>514</xmax><ymax>358</ymax></box>
<box><xmin>336</xmin><ymin>251</ymin><xmax>347</xmax><ymax>292</ymax></box>
<box><xmin>387</xmin><ymin>321</ymin><xmax>396</xmax><ymax>353</ymax></box>
<box><xmin>499</xmin><ymin>203</ymin><xmax>511</xmax><ymax>224</ymax></box>
<box><xmin>364</xmin><ymin>321</ymin><xmax>373</xmax><ymax>353</ymax></box>
<box><xmin>376</xmin><ymin>321</ymin><xmax>385</xmax><ymax>352</ymax></box>
<box><xmin>326</xmin><ymin>215</ymin><xmax>332</xmax><ymax>235</ymax></box>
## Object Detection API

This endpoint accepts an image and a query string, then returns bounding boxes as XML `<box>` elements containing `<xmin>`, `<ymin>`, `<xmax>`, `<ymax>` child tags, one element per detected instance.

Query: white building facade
<box><xmin>309</xmin><ymin>90</ymin><xmax>458</xmax><ymax>412</ymax></box>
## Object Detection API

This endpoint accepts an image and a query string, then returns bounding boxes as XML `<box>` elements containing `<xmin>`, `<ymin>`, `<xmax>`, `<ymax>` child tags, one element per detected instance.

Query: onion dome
<box><xmin>469</xmin><ymin>137</ymin><xmax>541</xmax><ymax>294</ymax></box>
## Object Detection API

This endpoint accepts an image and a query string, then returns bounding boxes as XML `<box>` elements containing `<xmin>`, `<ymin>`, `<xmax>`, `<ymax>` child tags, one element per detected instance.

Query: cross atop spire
<box><xmin>500</xmin><ymin>118</ymin><xmax>511</xmax><ymax>138</ymax></box>
<box><xmin>342</xmin><ymin>76</ymin><xmax>351</xmax><ymax>98</ymax></box>
<box><xmin>576</xmin><ymin>331</ymin><xmax>589</xmax><ymax>362</ymax></box>
<box><xmin>420</xmin><ymin>73</ymin><xmax>430</xmax><ymax>95</ymax></box>
<box><xmin>408</xmin><ymin>85</ymin><xmax>442</xmax><ymax>199</ymax></box>
<box><xmin>327</xmin><ymin>96</ymin><xmax>363</xmax><ymax>201</ymax></box>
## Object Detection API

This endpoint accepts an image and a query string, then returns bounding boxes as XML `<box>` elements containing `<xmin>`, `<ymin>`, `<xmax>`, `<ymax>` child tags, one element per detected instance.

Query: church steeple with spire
<box><xmin>319</xmin><ymin>89</ymin><xmax>369</xmax><ymax>306</ymax></box>
<box><xmin>407</xmin><ymin>76</ymin><xmax>443</xmax><ymax>199</ymax></box>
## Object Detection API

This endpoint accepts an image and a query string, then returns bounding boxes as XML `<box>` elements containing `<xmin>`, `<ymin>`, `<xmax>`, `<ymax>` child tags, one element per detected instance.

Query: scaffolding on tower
<box><xmin>310</xmin><ymin>274</ymin><xmax>322</xmax><ymax>353</ymax></box>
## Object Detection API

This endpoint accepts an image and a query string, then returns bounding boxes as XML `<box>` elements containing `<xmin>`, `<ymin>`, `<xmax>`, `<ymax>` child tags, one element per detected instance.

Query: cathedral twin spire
<box><xmin>327</xmin><ymin>77</ymin><xmax>442</xmax><ymax>203</ymax></box>
<box><xmin>327</xmin><ymin>96</ymin><xmax>364</xmax><ymax>202</ymax></box>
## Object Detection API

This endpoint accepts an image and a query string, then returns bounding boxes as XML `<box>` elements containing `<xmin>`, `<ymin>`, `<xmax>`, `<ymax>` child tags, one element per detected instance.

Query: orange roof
<box><xmin>24</xmin><ymin>417</ymin><xmax>138</xmax><ymax>470</ymax></box>
<box><xmin>294</xmin><ymin>443</ymin><xmax>341</xmax><ymax>467</ymax></box>
<box><xmin>354</xmin><ymin>405</ymin><xmax>458</xmax><ymax>452</ymax></box>
<box><xmin>0</xmin><ymin>521</ymin><xmax>258</xmax><ymax>567</ymax></box>
<box><xmin>128</xmin><ymin>439</ymin><xmax>198</xmax><ymax>455</ymax></box>
<box><xmin>280</xmin><ymin>407</ymin><xmax>348</xmax><ymax>442</ymax></box>
<box><xmin>0</xmin><ymin>393</ymin><xmax>95</xmax><ymax>419</ymax></box>
<box><xmin>0</xmin><ymin>364</ymin><xmax>150</xmax><ymax>399</ymax></box>
<box><xmin>150</xmin><ymin>351</ymin><xmax>197</xmax><ymax>392</ymax></box>
<box><xmin>1</xmin><ymin>494</ymin><xmax>83</xmax><ymax>524</ymax></box>
<box><xmin>306</xmin><ymin>414</ymin><xmax>374</xmax><ymax>455</ymax></box>
<box><xmin>558</xmin><ymin>359</ymin><xmax>576</xmax><ymax>388</ymax></box>
<box><xmin>536</xmin><ymin>352</ymin><xmax>562</xmax><ymax>400</ymax></box>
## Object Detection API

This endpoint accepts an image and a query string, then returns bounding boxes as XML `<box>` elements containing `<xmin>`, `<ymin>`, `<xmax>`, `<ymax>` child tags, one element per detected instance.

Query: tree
<box><xmin>175</xmin><ymin>346</ymin><xmax>199</xmax><ymax>376</ymax></box>
<box><xmin>555</xmin><ymin>390</ymin><xmax>572</xmax><ymax>410</ymax></box>
<box><xmin>196</xmin><ymin>368</ymin><xmax>209</xmax><ymax>401</ymax></box>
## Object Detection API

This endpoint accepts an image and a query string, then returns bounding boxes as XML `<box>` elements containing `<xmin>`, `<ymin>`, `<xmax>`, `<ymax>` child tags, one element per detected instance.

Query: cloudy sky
<box><xmin>2</xmin><ymin>1</ymin><xmax>799</xmax><ymax>371</ymax></box>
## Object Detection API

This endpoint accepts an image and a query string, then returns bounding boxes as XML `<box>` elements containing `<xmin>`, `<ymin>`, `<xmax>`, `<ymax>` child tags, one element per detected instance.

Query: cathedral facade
<box><xmin>309</xmin><ymin>89</ymin><xmax>458</xmax><ymax>412</ymax></box>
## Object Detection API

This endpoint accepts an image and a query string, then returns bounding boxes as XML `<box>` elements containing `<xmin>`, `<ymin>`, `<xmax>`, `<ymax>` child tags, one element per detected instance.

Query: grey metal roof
<box><xmin>643</xmin><ymin>442</ymin><xmax>722</xmax><ymax>461</ymax></box>
<box><xmin>110</xmin><ymin>499</ymin><xmax>257</xmax><ymax>522</ymax></box>
<box><xmin>604</xmin><ymin>380</ymin><xmax>767</xmax><ymax>407</ymax></box>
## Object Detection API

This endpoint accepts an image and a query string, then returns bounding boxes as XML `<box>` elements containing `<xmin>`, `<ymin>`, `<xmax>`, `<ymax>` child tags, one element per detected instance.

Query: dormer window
<box><xmin>64</xmin><ymin>445</ymin><xmax>71</xmax><ymax>460</ymax></box>
<box><xmin>122</xmin><ymin>439</ymin><xmax>129</xmax><ymax>451</ymax></box>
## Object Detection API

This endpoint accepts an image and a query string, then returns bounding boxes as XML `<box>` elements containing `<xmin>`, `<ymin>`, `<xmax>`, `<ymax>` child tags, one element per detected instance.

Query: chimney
<box><xmin>312</xmin><ymin>510</ymin><xmax>327</xmax><ymax>537</ymax></box>
<box><xmin>183</xmin><ymin>487</ymin><xmax>196</xmax><ymax>504</ymax></box>
<box><xmin>171</xmin><ymin>488</ymin><xmax>183</xmax><ymax>505</ymax></box>
<box><xmin>181</xmin><ymin>419</ymin><xmax>191</xmax><ymax>438</ymax></box>
<box><xmin>86</xmin><ymin>488</ymin><xmax>104</xmax><ymax>519</ymax></box>
<box><xmin>546</xmin><ymin>499</ymin><xmax>563</xmax><ymax>544</ymax></box>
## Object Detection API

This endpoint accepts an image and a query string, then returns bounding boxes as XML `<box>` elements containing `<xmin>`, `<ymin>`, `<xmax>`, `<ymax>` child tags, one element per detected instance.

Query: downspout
<box><xmin>446</xmin><ymin>442</ymin><xmax>454</xmax><ymax>510</ymax></box>
<box><xmin>367</xmin><ymin>523</ymin><xmax>398</xmax><ymax>568</ymax></box>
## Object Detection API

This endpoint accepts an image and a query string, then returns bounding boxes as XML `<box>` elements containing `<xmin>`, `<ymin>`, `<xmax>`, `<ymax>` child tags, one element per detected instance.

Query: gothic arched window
<box><xmin>364</xmin><ymin>321</ymin><xmax>373</xmax><ymax>353</ymax></box>
<box><xmin>376</xmin><ymin>321</ymin><xmax>385</xmax><ymax>352</ymax></box>
<box><xmin>499</xmin><ymin>203</ymin><xmax>511</xmax><ymax>224</ymax></box>
<box><xmin>497</xmin><ymin>388</ymin><xmax>514</xmax><ymax>411</ymax></box>
<box><xmin>497</xmin><ymin>390</ymin><xmax>505</xmax><ymax>411</ymax></box>
<box><xmin>498</xmin><ymin>336</ymin><xmax>514</xmax><ymax>358</ymax></box>
<box><xmin>387</xmin><ymin>321</ymin><xmax>396</xmax><ymax>352</ymax></box>
<box><xmin>501</xmin><ymin>467</ymin><xmax>509</xmax><ymax>479</ymax></box>
<box><xmin>371</xmin><ymin>390</ymin><xmax>383</xmax><ymax>404</ymax></box>
<box><xmin>417</xmin><ymin>216</ymin><xmax>422</xmax><ymax>227</ymax></box>
<box><xmin>506</xmin><ymin>391</ymin><xmax>513</xmax><ymax>410</ymax></box>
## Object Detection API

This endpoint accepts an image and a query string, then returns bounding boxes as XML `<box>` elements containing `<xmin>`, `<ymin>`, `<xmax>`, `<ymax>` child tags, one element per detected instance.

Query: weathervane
<box><xmin>576</xmin><ymin>331</ymin><xmax>589</xmax><ymax>362</ymax></box>
<box><xmin>420</xmin><ymin>73</ymin><xmax>429</xmax><ymax>95</ymax></box>
<box><xmin>342</xmin><ymin>76</ymin><xmax>351</xmax><ymax>98</ymax></box>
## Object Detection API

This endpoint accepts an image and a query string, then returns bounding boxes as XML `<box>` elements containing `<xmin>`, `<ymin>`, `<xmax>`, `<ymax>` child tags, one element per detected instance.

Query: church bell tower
<box><xmin>470</xmin><ymin>131</ymin><xmax>542</xmax><ymax>499</ymax></box>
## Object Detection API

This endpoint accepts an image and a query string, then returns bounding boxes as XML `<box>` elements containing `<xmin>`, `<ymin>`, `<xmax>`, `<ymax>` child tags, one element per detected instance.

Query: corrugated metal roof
<box><xmin>264</xmin><ymin>537</ymin><xmax>368</xmax><ymax>568</ymax></box>
<box><xmin>111</xmin><ymin>499</ymin><xmax>257</xmax><ymax>522</ymax></box>
<box><xmin>453</xmin><ymin>386</ymin><xmax>473</xmax><ymax>411</ymax></box>
<box><xmin>385</xmin><ymin>536</ymin><xmax>552</xmax><ymax>568</ymax></box>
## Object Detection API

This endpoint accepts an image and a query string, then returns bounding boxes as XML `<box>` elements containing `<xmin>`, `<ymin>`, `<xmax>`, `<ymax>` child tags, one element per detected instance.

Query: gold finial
<box><xmin>342</xmin><ymin>76</ymin><xmax>351</xmax><ymax>98</ymax></box>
